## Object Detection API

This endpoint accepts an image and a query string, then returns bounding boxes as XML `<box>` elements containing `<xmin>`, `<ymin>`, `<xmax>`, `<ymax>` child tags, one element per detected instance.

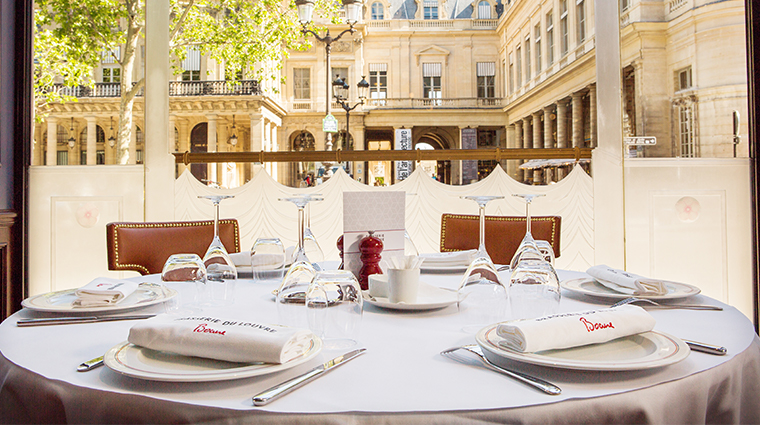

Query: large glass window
<box><xmin>102</xmin><ymin>67</ymin><xmax>121</xmax><ymax>83</ymax></box>
<box><xmin>476</xmin><ymin>62</ymin><xmax>495</xmax><ymax>99</ymax></box>
<box><xmin>546</xmin><ymin>12</ymin><xmax>554</xmax><ymax>66</ymax></box>
<box><xmin>577</xmin><ymin>0</ymin><xmax>586</xmax><ymax>44</ymax></box>
<box><xmin>293</xmin><ymin>67</ymin><xmax>310</xmax><ymax>99</ymax></box>
<box><xmin>371</xmin><ymin>2</ymin><xmax>384</xmax><ymax>20</ymax></box>
<box><xmin>508</xmin><ymin>53</ymin><xmax>514</xmax><ymax>94</ymax></box>
<box><xmin>424</xmin><ymin>2</ymin><xmax>438</xmax><ymax>20</ymax></box>
<box><xmin>478</xmin><ymin>1</ymin><xmax>491</xmax><ymax>19</ymax></box>
<box><xmin>525</xmin><ymin>36</ymin><xmax>531</xmax><ymax>80</ymax></box>
<box><xmin>515</xmin><ymin>46</ymin><xmax>522</xmax><ymax>87</ymax></box>
<box><xmin>678</xmin><ymin>103</ymin><xmax>696</xmax><ymax>157</ymax></box>
<box><xmin>535</xmin><ymin>24</ymin><xmax>542</xmax><ymax>74</ymax></box>
<box><xmin>560</xmin><ymin>0</ymin><xmax>568</xmax><ymax>56</ymax></box>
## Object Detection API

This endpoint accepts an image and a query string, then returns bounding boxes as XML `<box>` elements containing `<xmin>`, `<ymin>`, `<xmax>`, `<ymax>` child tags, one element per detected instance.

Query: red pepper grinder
<box><xmin>358</xmin><ymin>231</ymin><xmax>383</xmax><ymax>290</ymax></box>
<box><xmin>337</xmin><ymin>235</ymin><xmax>344</xmax><ymax>270</ymax></box>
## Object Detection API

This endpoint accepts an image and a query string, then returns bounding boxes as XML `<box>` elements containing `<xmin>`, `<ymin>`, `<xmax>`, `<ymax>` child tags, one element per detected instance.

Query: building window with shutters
<box><xmin>508</xmin><ymin>53</ymin><xmax>514</xmax><ymax>94</ymax></box>
<box><xmin>560</xmin><ymin>0</ymin><xmax>568</xmax><ymax>56</ymax></box>
<box><xmin>423</xmin><ymin>1</ymin><xmax>438</xmax><ymax>19</ymax></box>
<box><xmin>525</xmin><ymin>35</ymin><xmax>531</xmax><ymax>80</ymax></box>
<box><xmin>371</xmin><ymin>2</ymin><xmax>384</xmax><ymax>19</ymax></box>
<box><xmin>294</xmin><ymin>68</ymin><xmax>311</xmax><ymax>100</ymax></box>
<box><xmin>182</xmin><ymin>47</ymin><xmax>201</xmax><ymax>81</ymax></box>
<box><xmin>577</xmin><ymin>0</ymin><xmax>586</xmax><ymax>44</ymax></box>
<box><xmin>477</xmin><ymin>62</ymin><xmax>496</xmax><ymax>102</ymax></box>
<box><xmin>422</xmin><ymin>63</ymin><xmax>442</xmax><ymax>105</ymax></box>
<box><xmin>535</xmin><ymin>24</ymin><xmax>542</xmax><ymax>74</ymax></box>
<box><xmin>516</xmin><ymin>46</ymin><xmax>522</xmax><ymax>87</ymax></box>
<box><xmin>369</xmin><ymin>64</ymin><xmax>387</xmax><ymax>105</ymax></box>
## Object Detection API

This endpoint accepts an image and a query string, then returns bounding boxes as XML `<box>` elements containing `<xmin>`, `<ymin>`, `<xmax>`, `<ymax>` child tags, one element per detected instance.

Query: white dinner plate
<box><xmin>362</xmin><ymin>284</ymin><xmax>459</xmax><ymax>311</ymax></box>
<box><xmin>561</xmin><ymin>277</ymin><xmax>701</xmax><ymax>301</ymax></box>
<box><xmin>104</xmin><ymin>334</ymin><xmax>322</xmax><ymax>382</ymax></box>
<box><xmin>476</xmin><ymin>324</ymin><xmax>690</xmax><ymax>371</ymax></box>
<box><xmin>21</xmin><ymin>283</ymin><xmax>178</xmax><ymax>314</ymax></box>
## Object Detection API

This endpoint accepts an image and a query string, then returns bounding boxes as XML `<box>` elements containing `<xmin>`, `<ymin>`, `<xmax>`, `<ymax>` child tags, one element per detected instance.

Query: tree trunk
<box><xmin>117</xmin><ymin>0</ymin><xmax>145</xmax><ymax>164</ymax></box>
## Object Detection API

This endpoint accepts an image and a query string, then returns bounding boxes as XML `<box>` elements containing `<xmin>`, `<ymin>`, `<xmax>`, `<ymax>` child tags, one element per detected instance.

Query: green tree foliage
<box><xmin>34</xmin><ymin>0</ymin><xmax>338</xmax><ymax>163</ymax></box>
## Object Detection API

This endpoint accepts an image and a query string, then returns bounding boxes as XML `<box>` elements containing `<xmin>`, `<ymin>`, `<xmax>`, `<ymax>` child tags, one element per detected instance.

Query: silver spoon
<box><xmin>440</xmin><ymin>344</ymin><xmax>561</xmax><ymax>395</ymax></box>
<box><xmin>610</xmin><ymin>297</ymin><xmax>723</xmax><ymax>311</ymax></box>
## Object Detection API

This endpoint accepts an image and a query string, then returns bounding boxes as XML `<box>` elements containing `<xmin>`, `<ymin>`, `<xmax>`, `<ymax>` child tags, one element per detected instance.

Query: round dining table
<box><xmin>1</xmin><ymin>268</ymin><xmax>759</xmax><ymax>424</ymax></box>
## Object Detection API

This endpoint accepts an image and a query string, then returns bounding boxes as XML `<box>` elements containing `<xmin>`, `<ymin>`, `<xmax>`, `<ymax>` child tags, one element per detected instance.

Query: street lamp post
<box><xmin>332</xmin><ymin>75</ymin><xmax>369</xmax><ymax>150</ymax></box>
<box><xmin>295</xmin><ymin>0</ymin><xmax>363</xmax><ymax>179</ymax></box>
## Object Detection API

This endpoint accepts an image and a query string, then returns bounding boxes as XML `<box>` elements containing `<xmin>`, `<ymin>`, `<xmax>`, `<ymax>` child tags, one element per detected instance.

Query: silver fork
<box><xmin>610</xmin><ymin>297</ymin><xmax>723</xmax><ymax>311</ymax></box>
<box><xmin>440</xmin><ymin>344</ymin><xmax>561</xmax><ymax>395</ymax></box>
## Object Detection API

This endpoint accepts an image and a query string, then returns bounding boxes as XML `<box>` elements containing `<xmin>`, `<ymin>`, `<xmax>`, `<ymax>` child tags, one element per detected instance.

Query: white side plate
<box><xmin>21</xmin><ymin>283</ymin><xmax>178</xmax><ymax>314</ymax></box>
<box><xmin>561</xmin><ymin>277</ymin><xmax>700</xmax><ymax>301</ymax></box>
<box><xmin>476</xmin><ymin>324</ymin><xmax>690</xmax><ymax>371</ymax></box>
<box><xmin>104</xmin><ymin>335</ymin><xmax>322</xmax><ymax>382</ymax></box>
<box><xmin>363</xmin><ymin>283</ymin><xmax>459</xmax><ymax>311</ymax></box>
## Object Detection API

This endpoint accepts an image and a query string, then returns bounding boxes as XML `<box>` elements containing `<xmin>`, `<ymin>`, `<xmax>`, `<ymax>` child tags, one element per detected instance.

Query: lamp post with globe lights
<box><xmin>332</xmin><ymin>75</ymin><xmax>369</xmax><ymax>150</ymax></box>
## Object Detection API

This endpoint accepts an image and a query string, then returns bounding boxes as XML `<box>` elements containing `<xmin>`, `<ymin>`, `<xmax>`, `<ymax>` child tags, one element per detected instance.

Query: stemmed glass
<box><xmin>456</xmin><ymin>195</ymin><xmax>509</xmax><ymax>332</ymax></box>
<box><xmin>508</xmin><ymin>194</ymin><xmax>561</xmax><ymax>320</ymax></box>
<box><xmin>276</xmin><ymin>195</ymin><xmax>324</xmax><ymax>328</ymax></box>
<box><xmin>305</xmin><ymin>270</ymin><xmax>363</xmax><ymax>349</ymax></box>
<box><xmin>198</xmin><ymin>195</ymin><xmax>237</xmax><ymax>307</ymax></box>
<box><xmin>302</xmin><ymin>194</ymin><xmax>325</xmax><ymax>265</ymax></box>
<box><xmin>509</xmin><ymin>194</ymin><xmax>545</xmax><ymax>269</ymax></box>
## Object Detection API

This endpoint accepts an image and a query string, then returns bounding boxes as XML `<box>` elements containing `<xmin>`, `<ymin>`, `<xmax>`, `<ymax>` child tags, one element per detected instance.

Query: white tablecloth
<box><xmin>1</xmin><ymin>269</ymin><xmax>759</xmax><ymax>424</ymax></box>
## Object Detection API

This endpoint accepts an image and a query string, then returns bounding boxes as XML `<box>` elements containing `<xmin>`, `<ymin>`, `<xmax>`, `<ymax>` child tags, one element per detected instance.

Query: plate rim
<box><xmin>561</xmin><ymin>277</ymin><xmax>701</xmax><ymax>301</ymax></box>
<box><xmin>20</xmin><ymin>284</ymin><xmax>178</xmax><ymax>313</ymax></box>
<box><xmin>475</xmin><ymin>324</ymin><xmax>690</xmax><ymax>371</ymax></box>
<box><xmin>103</xmin><ymin>334</ymin><xmax>323</xmax><ymax>382</ymax></box>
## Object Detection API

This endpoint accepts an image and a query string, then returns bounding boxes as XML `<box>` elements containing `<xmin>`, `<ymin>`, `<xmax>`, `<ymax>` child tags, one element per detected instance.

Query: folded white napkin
<box><xmin>73</xmin><ymin>278</ymin><xmax>140</xmax><ymax>307</ymax></box>
<box><xmin>229</xmin><ymin>251</ymin><xmax>251</xmax><ymax>267</ymax></box>
<box><xmin>496</xmin><ymin>304</ymin><xmax>655</xmax><ymax>353</ymax></box>
<box><xmin>128</xmin><ymin>314</ymin><xmax>315</xmax><ymax>364</ymax></box>
<box><xmin>419</xmin><ymin>250</ymin><xmax>477</xmax><ymax>267</ymax></box>
<box><xmin>587</xmin><ymin>265</ymin><xmax>669</xmax><ymax>296</ymax></box>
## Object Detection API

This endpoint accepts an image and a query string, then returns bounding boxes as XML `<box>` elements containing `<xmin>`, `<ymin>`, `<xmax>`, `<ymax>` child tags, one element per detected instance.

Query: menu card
<box><xmin>343</xmin><ymin>191</ymin><xmax>406</xmax><ymax>279</ymax></box>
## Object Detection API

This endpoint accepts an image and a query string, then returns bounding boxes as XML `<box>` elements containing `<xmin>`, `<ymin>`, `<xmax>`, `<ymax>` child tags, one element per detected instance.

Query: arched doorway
<box><xmin>291</xmin><ymin>131</ymin><xmax>316</xmax><ymax>187</ymax></box>
<box><xmin>415</xmin><ymin>131</ymin><xmax>451</xmax><ymax>184</ymax></box>
<box><xmin>190</xmin><ymin>123</ymin><xmax>208</xmax><ymax>183</ymax></box>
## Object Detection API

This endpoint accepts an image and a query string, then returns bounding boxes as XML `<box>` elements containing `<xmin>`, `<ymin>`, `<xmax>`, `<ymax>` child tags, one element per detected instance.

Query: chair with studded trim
<box><xmin>106</xmin><ymin>220</ymin><xmax>241</xmax><ymax>275</ymax></box>
<box><xmin>440</xmin><ymin>214</ymin><xmax>561</xmax><ymax>265</ymax></box>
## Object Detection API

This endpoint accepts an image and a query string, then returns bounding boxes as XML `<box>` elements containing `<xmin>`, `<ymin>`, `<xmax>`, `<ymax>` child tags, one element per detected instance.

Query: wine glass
<box><xmin>276</xmin><ymin>195</ymin><xmax>324</xmax><ymax>328</ymax></box>
<box><xmin>161</xmin><ymin>253</ymin><xmax>206</xmax><ymax>314</ymax></box>
<box><xmin>198</xmin><ymin>195</ymin><xmax>237</xmax><ymax>307</ymax></box>
<box><xmin>535</xmin><ymin>240</ymin><xmax>556</xmax><ymax>265</ymax></box>
<box><xmin>251</xmin><ymin>237</ymin><xmax>286</xmax><ymax>281</ymax></box>
<box><xmin>305</xmin><ymin>270</ymin><xmax>363</xmax><ymax>349</ymax></box>
<box><xmin>456</xmin><ymin>195</ymin><xmax>509</xmax><ymax>332</ymax></box>
<box><xmin>302</xmin><ymin>194</ymin><xmax>325</xmax><ymax>264</ymax></box>
<box><xmin>509</xmin><ymin>258</ymin><xmax>561</xmax><ymax>320</ymax></box>
<box><xmin>509</xmin><ymin>194</ymin><xmax>545</xmax><ymax>269</ymax></box>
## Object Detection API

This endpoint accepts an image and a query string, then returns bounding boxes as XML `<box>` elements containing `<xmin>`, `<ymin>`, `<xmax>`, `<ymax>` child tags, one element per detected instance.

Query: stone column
<box><xmin>544</xmin><ymin>105</ymin><xmax>555</xmax><ymax>184</ymax></box>
<box><xmin>513</xmin><ymin>120</ymin><xmax>523</xmax><ymax>181</ymax></box>
<box><xmin>177</xmin><ymin>119</ymin><xmax>189</xmax><ymax>176</ymax></box>
<box><xmin>589</xmin><ymin>83</ymin><xmax>597</xmax><ymax>148</ymax></box>
<box><xmin>32</xmin><ymin>123</ymin><xmax>42</xmax><ymax>166</ymax></box>
<box><xmin>128</xmin><ymin>123</ymin><xmax>137</xmax><ymax>165</ymax></box>
<box><xmin>207</xmin><ymin>114</ymin><xmax>218</xmax><ymax>184</ymax></box>
<box><xmin>556</xmin><ymin>99</ymin><xmax>569</xmax><ymax>180</ymax></box>
<box><xmin>522</xmin><ymin>116</ymin><xmax>531</xmax><ymax>183</ymax></box>
<box><xmin>572</xmin><ymin>91</ymin><xmax>584</xmax><ymax>148</ymax></box>
<box><xmin>532</xmin><ymin>111</ymin><xmax>542</xmax><ymax>184</ymax></box>
<box><xmin>46</xmin><ymin>118</ymin><xmax>57</xmax><ymax>166</ymax></box>
<box><xmin>85</xmin><ymin>116</ymin><xmax>97</xmax><ymax>165</ymax></box>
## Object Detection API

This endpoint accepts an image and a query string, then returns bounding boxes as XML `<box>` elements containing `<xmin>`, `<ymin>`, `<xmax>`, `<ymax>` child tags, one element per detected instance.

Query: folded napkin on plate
<box><xmin>73</xmin><ymin>278</ymin><xmax>140</xmax><ymax>307</ymax></box>
<box><xmin>496</xmin><ymin>304</ymin><xmax>655</xmax><ymax>353</ymax></box>
<box><xmin>587</xmin><ymin>265</ymin><xmax>669</xmax><ymax>296</ymax></box>
<box><xmin>419</xmin><ymin>250</ymin><xmax>477</xmax><ymax>267</ymax></box>
<box><xmin>128</xmin><ymin>314</ymin><xmax>315</xmax><ymax>364</ymax></box>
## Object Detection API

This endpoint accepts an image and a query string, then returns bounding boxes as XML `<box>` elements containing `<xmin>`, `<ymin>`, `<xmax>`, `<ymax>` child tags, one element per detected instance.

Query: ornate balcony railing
<box><xmin>49</xmin><ymin>80</ymin><xmax>261</xmax><ymax>98</ymax></box>
<box><xmin>365</xmin><ymin>97</ymin><xmax>504</xmax><ymax>109</ymax></box>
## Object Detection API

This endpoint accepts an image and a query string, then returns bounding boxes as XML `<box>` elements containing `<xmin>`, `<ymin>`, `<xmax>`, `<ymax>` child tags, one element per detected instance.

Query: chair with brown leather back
<box><xmin>440</xmin><ymin>214</ymin><xmax>561</xmax><ymax>265</ymax></box>
<box><xmin>106</xmin><ymin>220</ymin><xmax>241</xmax><ymax>275</ymax></box>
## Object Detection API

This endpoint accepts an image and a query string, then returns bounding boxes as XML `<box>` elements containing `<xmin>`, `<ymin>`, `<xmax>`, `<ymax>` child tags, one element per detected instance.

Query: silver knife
<box><xmin>684</xmin><ymin>339</ymin><xmax>728</xmax><ymax>355</ymax></box>
<box><xmin>17</xmin><ymin>314</ymin><xmax>156</xmax><ymax>327</ymax></box>
<box><xmin>252</xmin><ymin>348</ymin><xmax>367</xmax><ymax>406</ymax></box>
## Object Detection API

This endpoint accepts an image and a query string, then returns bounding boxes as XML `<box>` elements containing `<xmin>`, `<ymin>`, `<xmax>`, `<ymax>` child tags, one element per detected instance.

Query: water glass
<box><xmin>161</xmin><ymin>253</ymin><xmax>206</xmax><ymax>312</ymax></box>
<box><xmin>305</xmin><ymin>270</ymin><xmax>363</xmax><ymax>349</ymax></box>
<box><xmin>509</xmin><ymin>259</ymin><xmax>561</xmax><ymax>320</ymax></box>
<box><xmin>251</xmin><ymin>237</ymin><xmax>286</xmax><ymax>281</ymax></box>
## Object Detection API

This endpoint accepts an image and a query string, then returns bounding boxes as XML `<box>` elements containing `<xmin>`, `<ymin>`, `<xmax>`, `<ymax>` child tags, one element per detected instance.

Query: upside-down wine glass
<box><xmin>456</xmin><ymin>195</ymin><xmax>509</xmax><ymax>333</ymax></box>
<box><xmin>198</xmin><ymin>195</ymin><xmax>237</xmax><ymax>307</ymax></box>
<box><xmin>509</xmin><ymin>194</ymin><xmax>545</xmax><ymax>269</ymax></box>
<box><xmin>276</xmin><ymin>195</ymin><xmax>324</xmax><ymax>328</ymax></box>
<box><xmin>305</xmin><ymin>270</ymin><xmax>363</xmax><ymax>350</ymax></box>
<box><xmin>302</xmin><ymin>193</ymin><xmax>325</xmax><ymax>266</ymax></box>
<box><xmin>508</xmin><ymin>194</ymin><xmax>561</xmax><ymax>320</ymax></box>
